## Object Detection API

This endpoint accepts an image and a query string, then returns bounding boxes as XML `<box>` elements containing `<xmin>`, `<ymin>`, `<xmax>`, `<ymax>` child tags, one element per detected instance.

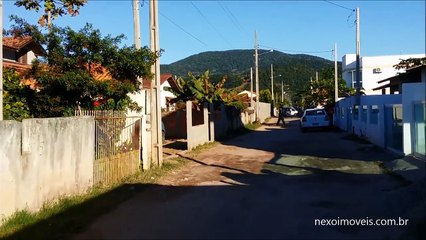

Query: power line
<box><xmin>159</xmin><ymin>11</ymin><xmax>208</xmax><ymax>47</ymax></box>
<box><xmin>323</xmin><ymin>0</ymin><xmax>355</xmax><ymax>12</ymax></box>
<box><xmin>323</xmin><ymin>0</ymin><xmax>356</xmax><ymax>27</ymax></box>
<box><xmin>217</xmin><ymin>1</ymin><xmax>245</xmax><ymax>34</ymax></box>
<box><xmin>190</xmin><ymin>1</ymin><xmax>232</xmax><ymax>48</ymax></box>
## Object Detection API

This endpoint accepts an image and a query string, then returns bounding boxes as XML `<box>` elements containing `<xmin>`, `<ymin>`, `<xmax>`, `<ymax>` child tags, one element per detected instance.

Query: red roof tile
<box><xmin>3</xmin><ymin>36</ymin><xmax>46</xmax><ymax>56</ymax></box>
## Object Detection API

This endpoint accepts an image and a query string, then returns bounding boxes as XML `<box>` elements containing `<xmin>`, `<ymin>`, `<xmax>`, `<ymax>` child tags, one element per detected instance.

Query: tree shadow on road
<box><xmin>3</xmin><ymin>119</ymin><xmax>424</xmax><ymax>240</ymax></box>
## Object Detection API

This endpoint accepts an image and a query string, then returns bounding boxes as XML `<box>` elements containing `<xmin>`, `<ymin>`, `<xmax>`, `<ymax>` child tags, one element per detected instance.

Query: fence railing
<box><xmin>76</xmin><ymin>110</ymin><xmax>142</xmax><ymax>185</ymax></box>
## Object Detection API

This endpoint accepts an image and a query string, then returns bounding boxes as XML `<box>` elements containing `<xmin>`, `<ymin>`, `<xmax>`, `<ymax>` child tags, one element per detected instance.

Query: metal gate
<box><xmin>76</xmin><ymin>110</ymin><xmax>142</xmax><ymax>185</ymax></box>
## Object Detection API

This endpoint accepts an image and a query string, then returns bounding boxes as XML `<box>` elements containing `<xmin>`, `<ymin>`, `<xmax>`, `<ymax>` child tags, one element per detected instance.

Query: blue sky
<box><xmin>3</xmin><ymin>0</ymin><xmax>425</xmax><ymax>64</ymax></box>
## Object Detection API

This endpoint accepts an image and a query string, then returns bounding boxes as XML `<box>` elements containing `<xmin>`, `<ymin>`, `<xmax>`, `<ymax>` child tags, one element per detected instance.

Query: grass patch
<box><xmin>0</xmin><ymin>157</ymin><xmax>188</xmax><ymax>240</ymax></box>
<box><xmin>245</xmin><ymin>122</ymin><xmax>262</xmax><ymax>131</ymax></box>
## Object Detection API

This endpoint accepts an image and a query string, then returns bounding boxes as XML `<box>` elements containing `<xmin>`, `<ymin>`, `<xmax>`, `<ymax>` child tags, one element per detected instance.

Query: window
<box><xmin>361</xmin><ymin>105</ymin><xmax>367</xmax><ymax>122</ymax></box>
<box><xmin>413</xmin><ymin>103</ymin><xmax>425</xmax><ymax>157</ymax></box>
<box><xmin>305</xmin><ymin>110</ymin><xmax>326</xmax><ymax>116</ymax></box>
<box><xmin>370</xmin><ymin>105</ymin><xmax>379</xmax><ymax>124</ymax></box>
<box><xmin>351</xmin><ymin>70</ymin><xmax>363</xmax><ymax>89</ymax></box>
<box><xmin>353</xmin><ymin>105</ymin><xmax>359</xmax><ymax>120</ymax></box>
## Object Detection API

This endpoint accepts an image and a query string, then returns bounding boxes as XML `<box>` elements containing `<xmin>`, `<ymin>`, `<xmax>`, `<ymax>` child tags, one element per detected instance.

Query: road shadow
<box><xmin>4</xmin><ymin>156</ymin><xmax>425</xmax><ymax>240</ymax></box>
<box><xmin>219</xmin><ymin>118</ymin><xmax>400</xmax><ymax>163</ymax></box>
<box><xmin>4</xmin><ymin>118</ymin><xmax>424</xmax><ymax>240</ymax></box>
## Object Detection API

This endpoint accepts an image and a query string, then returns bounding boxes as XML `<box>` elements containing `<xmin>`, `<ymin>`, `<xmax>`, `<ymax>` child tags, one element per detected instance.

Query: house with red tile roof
<box><xmin>139</xmin><ymin>73</ymin><xmax>178</xmax><ymax>111</ymax></box>
<box><xmin>2</xmin><ymin>36</ymin><xmax>46</xmax><ymax>74</ymax></box>
<box><xmin>2</xmin><ymin>36</ymin><xmax>46</xmax><ymax>89</ymax></box>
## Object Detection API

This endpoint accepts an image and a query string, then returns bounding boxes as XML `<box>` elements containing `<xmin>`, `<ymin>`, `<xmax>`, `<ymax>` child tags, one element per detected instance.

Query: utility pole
<box><xmin>133</xmin><ymin>0</ymin><xmax>141</xmax><ymax>49</ymax></box>
<box><xmin>315</xmin><ymin>72</ymin><xmax>318</xmax><ymax>81</ymax></box>
<box><xmin>355</xmin><ymin>7</ymin><xmax>361</xmax><ymax>105</ymax></box>
<box><xmin>250</xmin><ymin>67</ymin><xmax>254</xmax><ymax>108</ymax></box>
<box><xmin>132</xmin><ymin>0</ymin><xmax>148</xmax><ymax>115</ymax></box>
<box><xmin>281</xmin><ymin>80</ymin><xmax>284</xmax><ymax>103</ymax></box>
<box><xmin>149</xmin><ymin>0</ymin><xmax>163</xmax><ymax>167</ymax></box>
<box><xmin>0</xmin><ymin>0</ymin><xmax>3</xmax><ymax>120</ymax></box>
<box><xmin>334</xmin><ymin>43</ymin><xmax>338</xmax><ymax>102</ymax></box>
<box><xmin>254</xmin><ymin>31</ymin><xmax>260</xmax><ymax>122</ymax></box>
<box><xmin>270</xmin><ymin>64</ymin><xmax>274</xmax><ymax>116</ymax></box>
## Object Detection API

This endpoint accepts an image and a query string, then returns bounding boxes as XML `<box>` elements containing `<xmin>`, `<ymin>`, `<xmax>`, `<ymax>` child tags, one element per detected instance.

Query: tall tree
<box><xmin>5</xmin><ymin>18</ymin><xmax>158</xmax><ymax>118</ymax></box>
<box><xmin>15</xmin><ymin>0</ymin><xmax>87</xmax><ymax>26</ymax></box>
<box><xmin>393</xmin><ymin>57</ymin><xmax>426</xmax><ymax>70</ymax></box>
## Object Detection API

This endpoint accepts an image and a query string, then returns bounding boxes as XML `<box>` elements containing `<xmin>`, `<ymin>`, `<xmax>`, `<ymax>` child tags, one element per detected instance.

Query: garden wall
<box><xmin>0</xmin><ymin>117</ymin><xmax>94</xmax><ymax>220</ymax></box>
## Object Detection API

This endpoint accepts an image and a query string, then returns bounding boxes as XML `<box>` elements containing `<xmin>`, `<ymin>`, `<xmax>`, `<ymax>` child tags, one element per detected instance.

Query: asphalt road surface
<box><xmin>75</xmin><ymin>118</ymin><xmax>425</xmax><ymax>240</ymax></box>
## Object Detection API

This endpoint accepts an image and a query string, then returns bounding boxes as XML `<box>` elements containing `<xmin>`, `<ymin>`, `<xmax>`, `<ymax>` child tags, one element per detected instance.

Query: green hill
<box><xmin>160</xmin><ymin>49</ymin><xmax>338</xmax><ymax>93</ymax></box>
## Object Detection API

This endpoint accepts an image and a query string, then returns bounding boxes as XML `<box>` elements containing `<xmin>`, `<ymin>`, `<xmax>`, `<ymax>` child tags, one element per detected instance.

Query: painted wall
<box><xmin>160</xmin><ymin>81</ymin><xmax>176</xmax><ymax>110</ymax></box>
<box><xmin>258</xmin><ymin>102</ymin><xmax>271</xmax><ymax>123</ymax></box>
<box><xmin>186</xmin><ymin>102</ymin><xmax>209</xmax><ymax>150</ymax></box>
<box><xmin>0</xmin><ymin>117</ymin><xmax>95</xmax><ymax>220</ymax></box>
<box><xmin>335</xmin><ymin>94</ymin><xmax>401</xmax><ymax>150</ymax></box>
<box><xmin>402</xmin><ymin>81</ymin><xmax>426</xmax><ymax>156</ymax></box>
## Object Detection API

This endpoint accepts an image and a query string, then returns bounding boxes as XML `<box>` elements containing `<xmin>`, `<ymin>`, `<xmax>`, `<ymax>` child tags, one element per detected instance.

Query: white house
<box><xmin>334</xmin><ymin>65</ymin><xmax>425</xmax><ymax>159</ymax></box>
<box><xmin>342</xmin><ymin>54</ymin><xmax>425</xmax><ymax>95</ymax></box>
<box><xmin>160</xmin><ymin>73</ymin><xmax>178</xmax><ymax>111</ymax></box>
<box><xmin>128</xmin><ymin>73</ymin><xmax>179</xmax><ymax>114</ymax></box>
<box><xmin>238</xmin><ymin>90</ymin><xmax>257</xmax><ymax>99</ymax></box>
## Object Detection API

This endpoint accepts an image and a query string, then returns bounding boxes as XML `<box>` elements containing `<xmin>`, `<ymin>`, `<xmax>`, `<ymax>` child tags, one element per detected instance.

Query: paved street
<box><xmin>75</xmin><ymin>118</ymin><xmax>425</xmax><ymax>240</ymax></box>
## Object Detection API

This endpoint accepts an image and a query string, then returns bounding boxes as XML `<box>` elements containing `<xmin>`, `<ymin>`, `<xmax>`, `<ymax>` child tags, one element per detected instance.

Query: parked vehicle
<box><xmin>299</xmin><ymin>108</ymin><xmax>330</xmax><ymax>132</ymax></box>
<box><xmin>283</xmin><ymin>107</ymin><xmax>298</xmax><ymax>117</ymax></box>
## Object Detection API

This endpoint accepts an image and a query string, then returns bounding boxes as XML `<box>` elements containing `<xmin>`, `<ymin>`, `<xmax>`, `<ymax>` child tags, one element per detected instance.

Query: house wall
<box><xmin>3</xmin><ymin>49</ymin><xmax>15</xmax><ymax>61</ymax></box>
<box><xmin>162</xmin><ymin>109</ymin><xmax>187</xmax><ymax>139</ymax></box>
<box><xmin>212</xmin><ymin>105</ymin><xmax>255</xmax><ymax>140</ymax></box>
<box><xmin>186</xmin><ymin>102</ymin><xmax>209</xmax><ymax>150</ymax></box>
<box><xmin>258</xmin><ymin>102</ymin><xmax>271</xmax><ymax>123</ymax></box>
<box><xmin>335</xmin><ymin>95</ymin><xmax>401</xmax><ymax>150</ymax></box>
<box><xmin>160</xmin><ymin>81</ymin><xmax>176</xmax><ymax>110</ymax></box>
<box><xmin>25</xmin><ymin>51</ymin><xmax>37</xmax><ymax>64</ymax></box>
<box><xmin>342</xmin><ymin>54</ymin><xmax>425</xmax><ymax>95</ymax></box>
<box><xmin>0</xmin><ymin>117</ymin><xmax>94</xmax><ymax>220</ymax></box>
<box><xmin>402</xmin><ymin>81</ymin><xmax>426</xmax><ymax>156</ymax></box>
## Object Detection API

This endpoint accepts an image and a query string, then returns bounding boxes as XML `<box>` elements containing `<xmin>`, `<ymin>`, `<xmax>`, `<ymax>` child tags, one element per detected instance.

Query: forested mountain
<box><xmin>161</xmin><ymin>49</ymin><xmax>340</xmax><ymax>93</ymax></box>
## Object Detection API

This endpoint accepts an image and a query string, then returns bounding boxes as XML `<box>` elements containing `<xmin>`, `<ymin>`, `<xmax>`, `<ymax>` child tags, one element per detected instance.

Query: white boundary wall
<box><xmin>0</xmin><ymin>117</ymin><xmax>95</xmax><ymax>220</ymax></box>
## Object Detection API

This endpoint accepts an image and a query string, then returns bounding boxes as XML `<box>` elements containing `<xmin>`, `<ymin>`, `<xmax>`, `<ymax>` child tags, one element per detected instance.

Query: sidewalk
<box><xmin>384</xmin><ymin>155</ymin><xmax>426</xmax><ymax>183</ymax></box>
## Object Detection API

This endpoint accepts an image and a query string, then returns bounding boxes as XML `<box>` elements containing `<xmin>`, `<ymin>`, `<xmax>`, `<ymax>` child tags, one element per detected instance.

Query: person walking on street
<box><xmin>277</xmin><ymin>106</ymin><xmax>286</xmax><ymax>126</ymax></box>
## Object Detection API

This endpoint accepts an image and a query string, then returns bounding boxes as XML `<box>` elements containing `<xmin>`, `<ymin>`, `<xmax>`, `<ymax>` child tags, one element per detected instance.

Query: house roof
<box><xmin>2</xmin><ymin>60</ymin><xmax>32</xmax><ymax>74</ymax></box>
<box><xmin>142</xmin><ymin>73</ymin><xmax>179</xmax><ymax>91</ymax></box>
<box><xmin>238</xmin><ymin>90</ymin><xmax>257</xmax><ymax>98</ymax></box>
<box><xmin>373</xmin><ymin>65</ymin><xmax>425</xmax><ymax>91</ymax></box>
<box><xmin>3</xmin><ymin>36</ymin><xmax>46</xmax><ymax>56</ymax></box>
<box><xmin>160</xmin><ymin>73</ymin><xmax>173</xmax><ymax>85</ymax></box>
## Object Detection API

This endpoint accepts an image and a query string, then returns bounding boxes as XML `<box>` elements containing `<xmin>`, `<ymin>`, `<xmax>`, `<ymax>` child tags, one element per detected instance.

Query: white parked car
<box><xmin>299</xmin><ymin>108</ymin><xmax>330</xmax><ymax>132</ymax></box>
<box><xmin>283</xmin><ymin>107</ymin><xmax>298</xmax><ymax>117</ymax></box>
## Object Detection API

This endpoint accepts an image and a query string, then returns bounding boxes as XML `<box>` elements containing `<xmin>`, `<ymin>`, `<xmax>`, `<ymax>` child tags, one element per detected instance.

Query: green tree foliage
<box><xmin>166</xmin><ymin>70</ymin><xmax>225</xmax><ymax>107</ymax></box>
<box><xmin>5</xmin><ymin>18</ymin><xmax>158</xmax><ymax>118</ymax></box>
<box><xmin>2</xmin><ymin>69</ymin><xmax>32</xmax><ymax>121</ymax></box>
<box><xmin>166</xmin><ymin>70</ymin><xmax>251</xmax><ymax>111</ymax></box>
<box><xmin>393</xmin><ymin>57</ymin><xmax>426</xmax><ymax>70</ymax></box>
<box><xmin>259</xmin><ymin>89</ymin><xmax>272</xmax><ymax>103</ymax></box>
<box><xmin>15</xmin><ymin>0</ymin><xmax>87</xmax><ymax>26</ymax></box>
<box><xmin>295</xmin><ymin>67</ymin><xmax>351</xmax><ymax>109</ymax></box>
